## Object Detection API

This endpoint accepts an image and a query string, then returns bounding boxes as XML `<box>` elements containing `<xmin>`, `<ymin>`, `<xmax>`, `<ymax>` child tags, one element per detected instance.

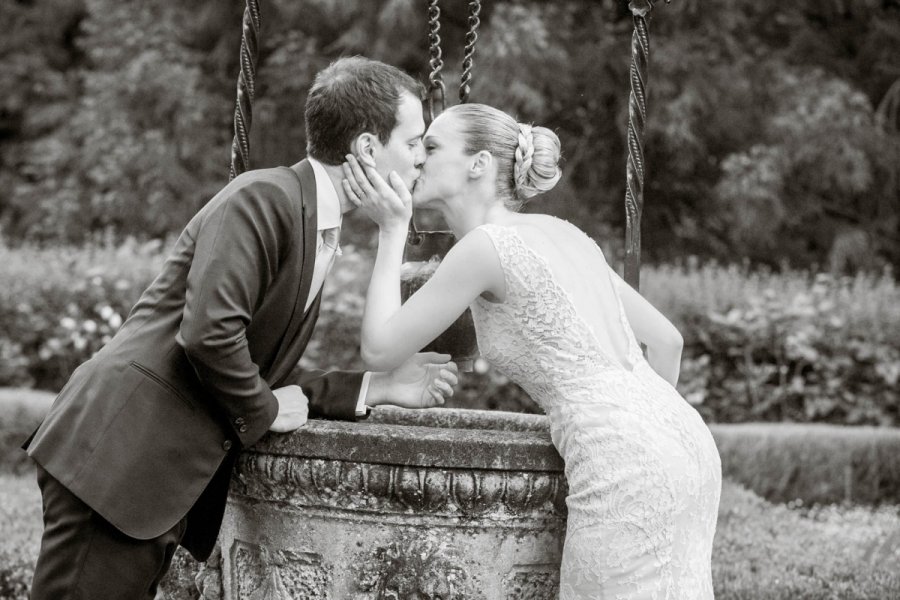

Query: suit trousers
<box><xmin>30</xmin><ymin>464</ymin><xmax>187</xmax><ymax>600</ymax></box>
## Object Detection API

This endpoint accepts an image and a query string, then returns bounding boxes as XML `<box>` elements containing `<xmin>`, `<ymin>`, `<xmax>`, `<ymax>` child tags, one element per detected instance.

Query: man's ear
<box><xmin>469</xmin><ymin>150</ymin><xmax>493</xmax><ymax>179</ymax></box>
<box><xmin>352</xmin><ymin>133</ymin><xmax>379</xmax><ymax>168</ymax></box>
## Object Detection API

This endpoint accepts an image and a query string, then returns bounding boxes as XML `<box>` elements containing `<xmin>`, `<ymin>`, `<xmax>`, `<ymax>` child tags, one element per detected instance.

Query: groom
<box><xmin>24</xmin><ymin>56</ymin><xmax>454</xmax><ymax>599</ymax></box>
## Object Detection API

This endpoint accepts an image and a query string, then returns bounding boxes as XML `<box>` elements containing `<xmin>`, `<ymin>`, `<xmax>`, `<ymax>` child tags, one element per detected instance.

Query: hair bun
<box><xmin>513</xmin><ymin>123</ymin><xmax>562</xmax><ymax>200</ymax></box>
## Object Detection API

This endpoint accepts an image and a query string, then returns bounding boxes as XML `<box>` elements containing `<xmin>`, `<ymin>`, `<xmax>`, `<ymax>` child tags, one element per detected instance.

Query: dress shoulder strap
<box><xmin>474</xmin><ymin>223</ymin><xmax>541</xmax><ymax>305</ymax></box>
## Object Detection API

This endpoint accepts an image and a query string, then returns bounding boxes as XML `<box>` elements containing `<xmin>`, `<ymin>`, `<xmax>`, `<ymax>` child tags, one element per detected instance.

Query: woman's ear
<box><xmin>352</xmin><ymin>133</ymin><xmax>379</xmax><ymax>168</ymax></box>
<box><xmin>469</xmin><ymin>150</ymin><xmax>493</xmax><ymax>179</ymax></box>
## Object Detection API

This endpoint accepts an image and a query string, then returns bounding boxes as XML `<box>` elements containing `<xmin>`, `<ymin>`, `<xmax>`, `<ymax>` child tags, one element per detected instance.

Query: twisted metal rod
<box><xmin>459</xmin><ymin>0</ymin><xmax>482</xmax><ymax>103</ymax></box>
<box><xmin>623</xmin><ymin>0</ymin><xmax>654</xmax><ymax>291</ymax></box>
<box><xmin>875</xmin><ymin>77</ymin><xmax>900</xmax><ymax>133</ymax></box>
<box><xmin>229</xmin><ymin>0</ymin><xmax>261</xmax><ymax>181</ymax></box>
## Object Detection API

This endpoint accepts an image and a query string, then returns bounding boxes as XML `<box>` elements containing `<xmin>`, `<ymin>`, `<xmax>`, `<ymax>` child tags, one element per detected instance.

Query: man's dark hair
<box><xmin>305</xmin><ymin>56</ymin><xmax>425</xmax><ymax>165</ymax></box>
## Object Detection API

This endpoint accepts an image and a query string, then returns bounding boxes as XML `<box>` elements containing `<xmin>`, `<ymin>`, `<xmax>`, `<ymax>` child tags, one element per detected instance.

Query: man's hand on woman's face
<box><xmin>341</xmin><ymin>154</ymin><xmax>412</xmax><ymax>233</ymax></box>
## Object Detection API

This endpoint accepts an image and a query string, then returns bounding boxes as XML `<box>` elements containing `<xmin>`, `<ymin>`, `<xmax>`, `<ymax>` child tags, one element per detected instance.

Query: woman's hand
<box><xmin>341</xmin><ymin>154</ymin><xmax>411</xmax><ymax>234</ymax></box>
<box><xmin>366</xmin><ymin>353</ymin><xmax>459</xmax><ymax>409</ymax></box>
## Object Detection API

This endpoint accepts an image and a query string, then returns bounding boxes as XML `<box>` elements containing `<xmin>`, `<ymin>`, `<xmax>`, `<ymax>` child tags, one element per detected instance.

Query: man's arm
<box><xmin>177</xmin><ymin>178</ymin><xmax>296</xmax><ymax>447</ymax></box>
<box><xmin>283</xmin><ymin>353</ymin><xmax>459</xmax><ymax>421</ymax></box>
<box><xmin>285</xmin><ymin>367</ymin><xmax>366</xmax><ymax>420</ymax></box>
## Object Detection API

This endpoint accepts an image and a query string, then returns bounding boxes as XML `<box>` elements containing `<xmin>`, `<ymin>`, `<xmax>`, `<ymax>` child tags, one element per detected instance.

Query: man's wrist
<box><xmin>365</xmin><ymin>371</ymin><xmax>389</xmax><ymax>407</ymax></box>
<box><xmin>355</xmin><ymin>372</ymin><xmax>373</xmax><ymax>416</ymax></box>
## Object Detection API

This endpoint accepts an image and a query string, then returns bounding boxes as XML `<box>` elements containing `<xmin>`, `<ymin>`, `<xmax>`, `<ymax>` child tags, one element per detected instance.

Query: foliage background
<box><xmin>2</xmin><ymin>0</ymin><xmax>899</xmax><ymax>422</ymax></box>
<box><xmin>2</xmin><ymin>241</ymin><xmax>899</xmax><ymax>427</ymax></box>
<box><xmin>2</xmin><ymin>5</ymin><xmax>900</xmax><ymax>596</ymax></box>
<box><xmin>1</xmin><ymin>0</ymin><xmax>899</xmax><ymax>269</ymax></box>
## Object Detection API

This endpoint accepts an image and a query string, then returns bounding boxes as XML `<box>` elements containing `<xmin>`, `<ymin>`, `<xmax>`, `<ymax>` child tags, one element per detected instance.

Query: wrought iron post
<box><xmin>623</xmin><ymin>0</ymin><xmax>657</xmax><ymax>291</ymax></box>
<box><xmin>229</xmin><ymin>0</ymin><xmax>261</xmax><ymax>180</ymax></box>
<box><xmin>192</xmin><ymin>3</ymin><xmax>264</xmax><ymax>597</ymax></box>
<box><xmin>875</xmin><ymin>77</ymin><xmax>900</xmax><ymax>133</ymax></box>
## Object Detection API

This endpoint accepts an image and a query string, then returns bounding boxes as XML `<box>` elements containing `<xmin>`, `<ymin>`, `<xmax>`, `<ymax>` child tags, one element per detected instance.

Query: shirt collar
<box><xmin>308</xmin><ymin>157</ymin><xmax>342</xmax><ymax>231</ymax></box>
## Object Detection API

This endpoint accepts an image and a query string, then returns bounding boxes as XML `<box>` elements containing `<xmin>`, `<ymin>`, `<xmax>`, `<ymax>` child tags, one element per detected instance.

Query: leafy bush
<box><xmin>665</xmin><ymin>270</ymin><xmax>900</xmax><ymax>426</ymax></box>
<box><xmin>0</xmin><ymin>475</ymin><xmax>41</xmax><ymax>600</ymax></box>
<box><xmin>0</xmin><ymin>237</ymin><xmax>165</xmax><ymax>390</ymax></box>
<box><xmin>3</xmin><ymin>240</ymin><xmax>900</xmax><ymax>426</ymax></box>
<box><xmin>0</xmin><ymin>389</ymin><xmax>53</xmax><ymax>474</ymax></box>
<box><xmin>642</xmin><ymin>260</ymin><xmax>900</xmax><ymax>345</ymax></box>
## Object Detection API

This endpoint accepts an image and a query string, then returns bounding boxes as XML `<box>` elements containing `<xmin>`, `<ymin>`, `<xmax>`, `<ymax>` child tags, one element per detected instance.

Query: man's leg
<box><xmin>30</xmin><ymin>464</ymin><xmax>186</xmax><ymax>600</ymax></box>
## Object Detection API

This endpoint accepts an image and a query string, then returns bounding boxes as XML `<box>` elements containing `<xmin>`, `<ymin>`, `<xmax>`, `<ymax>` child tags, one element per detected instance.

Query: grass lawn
<box><xmin>4</xmin><ymin>388</ymin><xmax>900</xmax><ymax>598</ymax></box>
<box><xmin>2</xmin><ymin>473</ymin><xmax>899</xmax><ymax>599</ymax></box>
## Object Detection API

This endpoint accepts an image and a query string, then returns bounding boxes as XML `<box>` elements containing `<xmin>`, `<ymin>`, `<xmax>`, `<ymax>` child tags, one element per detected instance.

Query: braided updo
<box><xmin>444</xmin><ymin>104</ymin><xmax>561</xmax><ymax>210</ymax></box>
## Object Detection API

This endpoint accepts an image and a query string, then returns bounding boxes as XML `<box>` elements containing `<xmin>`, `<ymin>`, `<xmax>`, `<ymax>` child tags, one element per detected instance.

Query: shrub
<box><xmin>710</xmin><ymin>423</ymin><xmax>900</xmax><ymax>506</ymax></box>
<box><xmin>3</xmin><ymin>240</ymin><xmax>900</xmax><ymax>426</ymax></box>
<box><xmin>0</xmin><ymin>388</ymin><xmax>54</xmax><ymax>474</ymax></box>
<box><xmin>0</xmin><ymin>237</ymin><xmax>166</xmax><ymax>390</ymax></box>
<box><xmin>0</xmin><ymin>475</ymin><xmax>41</xmax><ymax>600</ymax></box>
<box><xmin>674</xmin><ymin>271</ymin><xmax>900</xmax><ymax>426</ymax></box>
<box><xmin>6</xmin><ymin>390</ymin><xmax>900</xmax><ymax>508</ymax></box>
<box><xmin>643</xmin><ymin>260</ymin><xmax>900</xmax><ymax>347</ymax></box>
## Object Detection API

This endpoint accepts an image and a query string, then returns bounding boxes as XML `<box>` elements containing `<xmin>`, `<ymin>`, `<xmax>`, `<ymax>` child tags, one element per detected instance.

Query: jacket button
<box><xmin>239</xmin><ymin>424</ymin><xmax>248</xmax><ymax>434</ymax></box>
<box><xmin>222</xmin><ymin>440</ymin><xmax>233</xmax><ymax>451</ymax></box>
<box><xmin>235</xmin><ymin>417</ymin><xmax>245</xmax><ymax>426</ymax></box>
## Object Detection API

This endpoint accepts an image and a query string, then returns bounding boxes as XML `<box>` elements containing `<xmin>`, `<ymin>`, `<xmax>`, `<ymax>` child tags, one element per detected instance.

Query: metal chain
<box><xmin>426</xmin><ymin>0</ymin><xmax>446</xmax><ymax>124</ymax></box>
<box><xmin>459</xmin><ymin>0</ymin><xmax>482</xmax><ymax>103</ymax></box>
<box><xmin>229</xmin><ymin>0</ymin><xmax>261</xmax><ymax>181</ymax></box>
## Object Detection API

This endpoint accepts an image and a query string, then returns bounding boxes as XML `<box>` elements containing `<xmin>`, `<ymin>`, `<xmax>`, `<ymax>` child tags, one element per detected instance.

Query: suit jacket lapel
<box><xmin>268</xmin><ymin>159</ymin><xmax>318</xmax><ymax>386</ymax></box>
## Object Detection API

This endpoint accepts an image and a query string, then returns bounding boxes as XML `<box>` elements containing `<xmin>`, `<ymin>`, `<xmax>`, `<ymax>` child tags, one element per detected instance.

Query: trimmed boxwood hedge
<box><xmin>710</xmin><ymin>423</ymin><xmax>900</xmax><ymax>506</ymax></box>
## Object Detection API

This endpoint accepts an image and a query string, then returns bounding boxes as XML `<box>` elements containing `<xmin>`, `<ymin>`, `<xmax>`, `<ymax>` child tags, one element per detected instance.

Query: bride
<box><xmin>341</xmin><ymin>103</ymin><xmax>722</xmax><ymax>599</ymax></box>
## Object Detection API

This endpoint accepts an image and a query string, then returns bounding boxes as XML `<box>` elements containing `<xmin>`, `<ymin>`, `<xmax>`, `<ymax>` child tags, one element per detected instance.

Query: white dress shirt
<box><xmin>308</xmin><ymin>158</ymin><xmax>372</xmax><ymax>417</ymax></box>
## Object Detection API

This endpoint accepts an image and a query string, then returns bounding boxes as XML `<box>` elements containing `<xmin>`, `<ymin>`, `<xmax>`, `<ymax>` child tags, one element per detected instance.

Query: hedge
<box><xmin>710</xmin><ymin>423</ymin><xmax>900</xmax><ymax>505</ymax></box>
<box><xmin>2</xmin><ymin>241</ymin><xmax>900</xmax><ymax>426</ymax></box>
<box><xmin>5</xmin><ymin>389</ymin><xmax>900</xmax><ymax>507</ymax></box>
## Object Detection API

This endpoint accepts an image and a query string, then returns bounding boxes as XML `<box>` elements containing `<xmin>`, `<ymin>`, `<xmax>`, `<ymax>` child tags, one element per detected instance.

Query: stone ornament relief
<box><xmin>503</xmin><ymin>565</ymin><xmax>560</xmax><ymax>599</ymax></box>
<box><xmin>234</xmin><ymin>453</ymin><xmax>568</xmax><ymax>518</ymax></box>
<box><xmin>232</xmin><ymin>542</ymin><xmax>332</xmax><ymax>600</ymax></box>
<box><xmin>351</xmin><ymin>532</ymin><xmax>477</xmax><ymax>600</ymax></box>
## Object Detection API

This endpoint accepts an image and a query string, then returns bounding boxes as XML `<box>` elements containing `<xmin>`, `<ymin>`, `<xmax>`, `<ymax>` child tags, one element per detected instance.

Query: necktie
<box><xmin>305</xmin><ymin>226</ymin><xmax>340</xmax><ymax>311</ymax></box>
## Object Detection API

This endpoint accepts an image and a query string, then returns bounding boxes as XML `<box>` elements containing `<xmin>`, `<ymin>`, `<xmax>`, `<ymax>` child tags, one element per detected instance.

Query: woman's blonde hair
<box><xmin>445</xmin><ymin>104</ymin><xmax>562</xmax><ymax>210</ymax></box>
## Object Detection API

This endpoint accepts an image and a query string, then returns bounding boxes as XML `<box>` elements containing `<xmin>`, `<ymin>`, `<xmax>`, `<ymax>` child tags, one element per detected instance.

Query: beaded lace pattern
<box><xmin>470</xmin><ymin>223</ymin><xmax>721</xmax><ymax>599</ymax></box>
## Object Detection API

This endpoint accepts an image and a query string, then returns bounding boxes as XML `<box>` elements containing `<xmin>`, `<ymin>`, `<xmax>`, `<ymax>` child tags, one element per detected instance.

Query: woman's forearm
<box><xmin>361</xmin><ymin>226</ymin><xmax>407</xmax><ymax>360</ymax></box>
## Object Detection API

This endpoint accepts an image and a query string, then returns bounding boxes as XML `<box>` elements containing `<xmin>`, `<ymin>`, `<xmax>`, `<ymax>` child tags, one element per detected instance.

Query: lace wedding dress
<box><xmin>470</xmin><ymin>223</ymin><xmax>721</xmax><ymax>600</ymax></box>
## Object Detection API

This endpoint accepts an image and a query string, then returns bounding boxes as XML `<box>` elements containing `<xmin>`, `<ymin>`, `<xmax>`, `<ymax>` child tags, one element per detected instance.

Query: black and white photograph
<box><xmin>2</xmin><ymin>1</ymin><xmax>900</xmax><ymax>598</ymax></box>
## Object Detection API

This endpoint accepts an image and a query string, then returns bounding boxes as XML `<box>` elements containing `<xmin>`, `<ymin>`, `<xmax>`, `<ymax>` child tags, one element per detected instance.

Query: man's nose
<box><xmin>413</xmin><ymin>141</ymin><xmax>426</xmax><ymax>167</ymax></box>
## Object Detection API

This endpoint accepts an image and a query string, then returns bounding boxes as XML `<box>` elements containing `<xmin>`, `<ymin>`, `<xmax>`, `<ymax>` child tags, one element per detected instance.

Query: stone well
<box><xmin>218</xmin><ymin>406</ymin><xmax>567</xmax><ymax>599</ymax></box>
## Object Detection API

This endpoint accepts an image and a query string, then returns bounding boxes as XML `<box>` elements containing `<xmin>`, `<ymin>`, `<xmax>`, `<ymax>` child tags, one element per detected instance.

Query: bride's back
<box><xmin>497</xmin><ymin>214</ymin><xmax>633</xmax><ymax>370</ymax></box>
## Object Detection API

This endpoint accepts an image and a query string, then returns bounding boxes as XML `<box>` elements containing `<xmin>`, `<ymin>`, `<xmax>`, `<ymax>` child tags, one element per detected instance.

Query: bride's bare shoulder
<box><xmin>506</xmin><ymin>214</ymin><xmax>591</xmax><ymax>246</ymax></box>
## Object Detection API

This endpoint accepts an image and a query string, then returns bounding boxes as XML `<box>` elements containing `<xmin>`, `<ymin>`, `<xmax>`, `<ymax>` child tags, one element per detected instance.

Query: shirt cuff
<box><xmin>355</xmin><ymin>371</ymin><xmax>373</xmax><ymax>417</ymax></box>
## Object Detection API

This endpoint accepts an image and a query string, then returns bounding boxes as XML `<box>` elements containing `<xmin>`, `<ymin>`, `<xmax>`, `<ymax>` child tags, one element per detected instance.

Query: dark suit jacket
<box><xmin>25</xmin><ymin>160</ymin><xmax>364</xmax><ymax>561</ymax></box>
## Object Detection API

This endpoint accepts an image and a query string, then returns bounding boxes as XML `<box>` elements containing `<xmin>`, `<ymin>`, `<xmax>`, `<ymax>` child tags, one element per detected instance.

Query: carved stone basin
<box><xmin>219</xmin><ymin>406</ymin><xmax>567</xmax><ymax>599</ymax></box>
